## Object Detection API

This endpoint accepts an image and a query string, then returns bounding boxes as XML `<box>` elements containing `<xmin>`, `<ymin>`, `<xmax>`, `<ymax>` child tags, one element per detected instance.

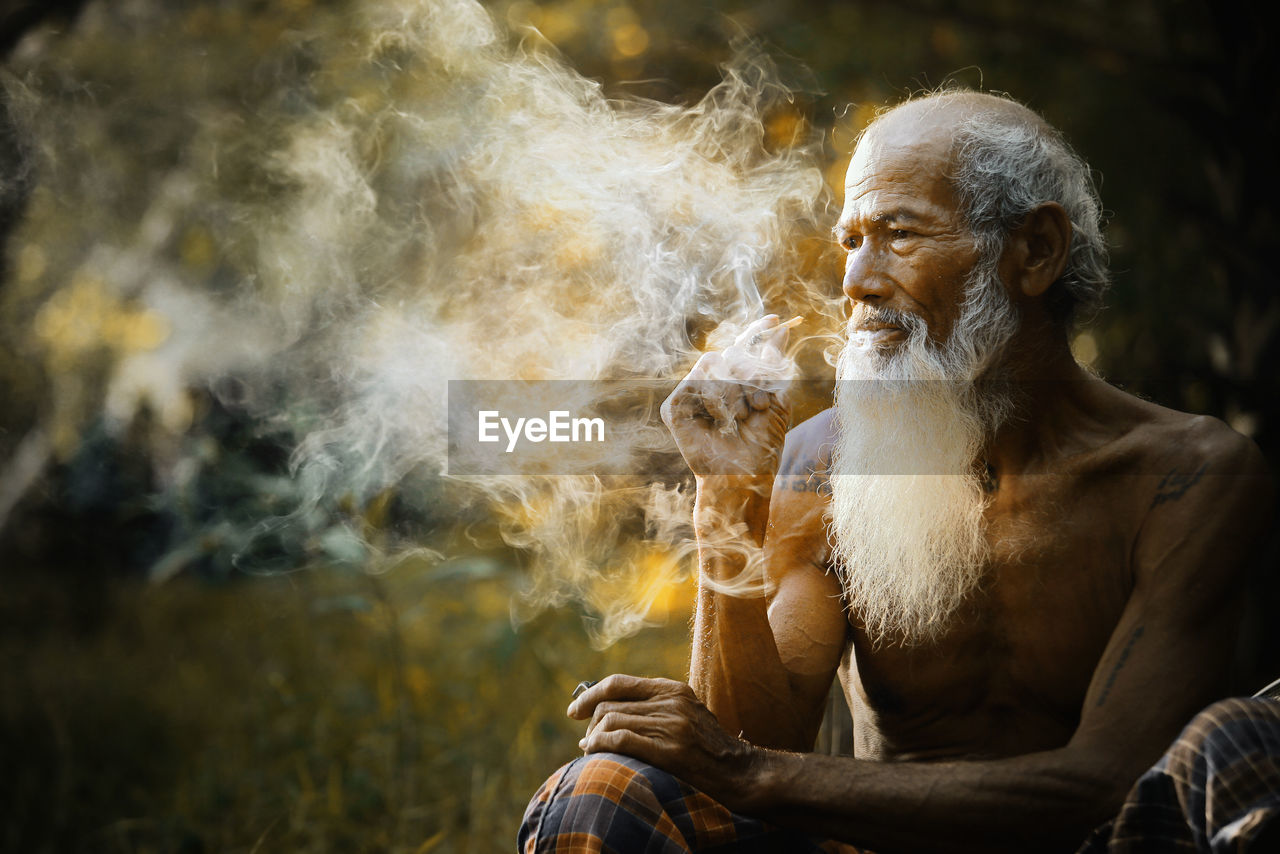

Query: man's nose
<box><xmin>842</xmin><ymin>247</ymin><xmax>893</xmax><ymax>304</ymax></box>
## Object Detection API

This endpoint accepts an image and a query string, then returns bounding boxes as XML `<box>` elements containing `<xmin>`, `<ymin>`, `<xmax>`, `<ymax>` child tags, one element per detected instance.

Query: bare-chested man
<box><xmin>518</xmin><ymin>91</ymin><xmax>1275</xmax><ymax>853</ymax></box>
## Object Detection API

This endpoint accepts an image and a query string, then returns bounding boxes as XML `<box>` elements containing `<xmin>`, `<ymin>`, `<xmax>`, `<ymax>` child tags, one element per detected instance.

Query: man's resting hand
<box><xmin>568</xmin><ymin>674</ymin><xmax>765</xmax><ymax>813</ymax></box>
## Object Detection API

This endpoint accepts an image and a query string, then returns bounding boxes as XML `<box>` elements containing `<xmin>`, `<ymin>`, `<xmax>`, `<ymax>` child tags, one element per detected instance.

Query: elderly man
<box><xmin>518</xmin><ymin>91</ymin><xmax>1275</xmax><ymax>852</ymax></box>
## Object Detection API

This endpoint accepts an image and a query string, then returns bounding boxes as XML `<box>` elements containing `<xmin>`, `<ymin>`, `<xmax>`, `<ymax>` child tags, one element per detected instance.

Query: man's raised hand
<box><xmin>660</xmin><ymin>314</ymin><xmax>796</xmax><ymax>480</ymax></box>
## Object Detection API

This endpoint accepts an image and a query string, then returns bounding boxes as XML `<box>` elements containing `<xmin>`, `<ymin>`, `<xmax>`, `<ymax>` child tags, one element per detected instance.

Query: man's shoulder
<box><xmin>769</xmin><ymin>408</ymin><xmax>838</xmax><ymax>505</ymax></box>
<box><xmin>1091</xmin><ymin>387</ymin><xmax>1275</xmax><ymax>604</ymax></box>
<box><xmin>779</xmin><ymin>407</ymin><xmax>838</xmax><ymax>477</ymax></box>
<box><xmin>1096</xmin><ymin>381</ymin><xmax>1267</xmax><ymax>478</ymax></box>
<box><xmin>1085</xmin><ymin>382</ymin><xmax>1272</xmax><ymax>544</ymax></box>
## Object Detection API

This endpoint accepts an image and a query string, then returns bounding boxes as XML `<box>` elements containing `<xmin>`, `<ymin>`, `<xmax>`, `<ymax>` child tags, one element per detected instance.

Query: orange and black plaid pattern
<box><xmin>518</xmin><ymin>752</ymin><xmax>865</xmax><ymax>853</ymax></box>
<box><xmin>520</xmin><ymin>698</ymin><xmax>1280</xmax><ymax>852</ymax></box>
<box><xmin>1078</xmin><ymin>696</ymin><xmax>1280</xmax><ymax>853</ymax></box>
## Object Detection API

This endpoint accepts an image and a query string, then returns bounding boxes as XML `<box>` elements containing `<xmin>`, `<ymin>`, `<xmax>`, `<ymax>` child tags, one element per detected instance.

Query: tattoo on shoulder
<box><xmin>779</xmin><ymin>453</ymin><xmax>831</xmax><ymax>496</ymax></box>
<box><xmin>1095</xmin><ymin>625</ymin><xmax>1144</xmax><ymax>708</ymax></box>
<box><xmin>789</xmin><ymin>473</ymin><xmax>831</xmax><ymax>496</ymax></box>
<box><xmin>1150</xmin><ymin>463</ymin><xmax>1208</xmax><ymax>509</ymax></box>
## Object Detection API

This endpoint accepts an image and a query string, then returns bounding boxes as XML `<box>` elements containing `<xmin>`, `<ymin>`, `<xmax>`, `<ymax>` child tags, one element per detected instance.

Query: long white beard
<box><xmin>829</xmin><ymin>257</ymin><xmax>1019</xmax><ymax>646</ymax></box>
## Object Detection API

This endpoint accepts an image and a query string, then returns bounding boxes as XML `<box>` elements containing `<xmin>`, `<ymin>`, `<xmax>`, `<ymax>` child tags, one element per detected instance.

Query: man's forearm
<box><xmin>737</xmin><ymin>746</ymin><xmax>1127</xmax><ymax>854</ymax></box>
<box><xmin>687</xmin><ymin>478</ymin><xmax>819</xmax><ymax>751</ymax></box>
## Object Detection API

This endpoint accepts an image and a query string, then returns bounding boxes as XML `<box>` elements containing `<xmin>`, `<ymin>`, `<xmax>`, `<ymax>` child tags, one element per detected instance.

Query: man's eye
<box><xmin>890</xmin><ymin>229</ymin><xmax>913</xmax><ymax>240</ymax></box>
<box><xmin>843</xmin><ymin>236</ymin><xmax>862</xmax><ymax>251</ymax></box>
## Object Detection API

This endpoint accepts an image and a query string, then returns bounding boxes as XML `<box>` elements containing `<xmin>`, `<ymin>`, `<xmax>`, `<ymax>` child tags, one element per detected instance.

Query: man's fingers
<box><xmin>702</xmin><ymin>388</ymin><xmax>736</xmax><ymax>430</ymax></box>
<box><xmin>585</xmin><ymin>710</ymin><xmax>661</xmax><ymax>741</ymax></box>
<box><xmin>664</xmin><ymin>382</ymin><xmax>744</xmax><ymax>434</ymax></box>
<box><xmin>663</xmin><ymin>314</ymin><xmax>796</xmax><ymax>431</ymax></box>
<box><xmin>762</xmin><ymin>315</ymin><xmax>801</xmax><ymax>353</ymax></box>
<box><xmin>566</xmin><ymin>674</ymin><xmax>686</xmax><ymax>719</ymax></box>
<box><xmin>727</xmin><ymin>313</ymin><xmax>798</xmax><ymax>363</ymax></box>
<box><xmin>731</xmin><ymin>314</ymin><xmax>779</xmax><ymax>349</ymax></box>
<box><xmin>585</xmin><ymin>700</ymin><xmax>653</xmax><ymax>735</ymax></box>
<box><xmin>662</xmin><ymin>355</ymin><xmax>728</xmax><ymax>427</ymax></box>
<box><xmin>729</xmin><ymin>390</ymin><xmax>750</xmax><ymax>423</ymax></box>
<box><xmin>581</xmin><ymin>726</ymin><xmax>648</xmax><ymax>757</ymax></box>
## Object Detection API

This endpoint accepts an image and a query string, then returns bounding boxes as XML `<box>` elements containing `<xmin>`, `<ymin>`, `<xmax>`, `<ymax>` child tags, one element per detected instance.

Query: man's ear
<box><xmin>1007</xmin><ymin>202</ymin><xmax>1072</xmax><ymax>298</ymax></box>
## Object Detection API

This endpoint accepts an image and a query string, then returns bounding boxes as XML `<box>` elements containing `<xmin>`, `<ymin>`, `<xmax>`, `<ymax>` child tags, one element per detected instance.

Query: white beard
<box><xmin>829</xmin><ymin>256</ymin><xmax>1019</xmax><ymax>646</ymax></box>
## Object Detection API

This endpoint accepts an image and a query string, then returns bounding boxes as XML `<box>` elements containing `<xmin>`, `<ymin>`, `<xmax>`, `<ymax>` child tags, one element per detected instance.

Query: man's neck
<box><xmin>979</xmin><ymin>318</ymin><xmax>1097</xmax><ymax>479</ymax></box>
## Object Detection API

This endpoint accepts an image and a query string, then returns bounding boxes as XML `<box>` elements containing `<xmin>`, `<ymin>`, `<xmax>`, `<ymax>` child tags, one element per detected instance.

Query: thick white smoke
<box><xmin>1</xmin><ymin>0</ymin><xmax>837</xmax><ymax>643</ymax></box>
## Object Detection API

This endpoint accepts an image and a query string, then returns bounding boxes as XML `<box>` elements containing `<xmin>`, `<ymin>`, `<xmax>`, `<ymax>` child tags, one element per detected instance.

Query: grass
<box><xmin>0</xmin><ymin>561</ymin><xmax>694</xmax><ymax>852</ymax></box>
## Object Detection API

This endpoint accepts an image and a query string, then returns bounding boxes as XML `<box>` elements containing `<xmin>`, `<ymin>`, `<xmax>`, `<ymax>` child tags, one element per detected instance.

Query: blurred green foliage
<box><xmin>0</xmin><ymin>563</ymin><xmax>693</xmax><ymax>851</ymax></box>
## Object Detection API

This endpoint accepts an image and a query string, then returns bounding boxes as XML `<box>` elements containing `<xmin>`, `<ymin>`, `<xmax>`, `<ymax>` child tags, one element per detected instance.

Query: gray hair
<box><xmin>948</xmin><ymin>104</ymin><xmax>1109</xmax><ymax>328</ymax></box>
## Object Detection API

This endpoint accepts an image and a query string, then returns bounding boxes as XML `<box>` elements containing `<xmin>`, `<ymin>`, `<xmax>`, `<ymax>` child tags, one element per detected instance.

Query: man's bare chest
<box><xmin>844</xmin><ymin>475</ymin><xmax>1139</xmax><ymax>759</ymax></box>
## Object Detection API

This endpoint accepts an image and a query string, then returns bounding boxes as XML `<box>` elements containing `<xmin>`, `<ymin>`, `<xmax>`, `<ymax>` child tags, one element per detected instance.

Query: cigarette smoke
<box><xmin>1</xmin><ymin>0</ymin><xmax>838</xmax><ymax>644</ymax></box>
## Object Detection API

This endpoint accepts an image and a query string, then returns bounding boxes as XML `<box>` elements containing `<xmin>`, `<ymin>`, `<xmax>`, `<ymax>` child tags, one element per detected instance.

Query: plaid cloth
<box><xmin>1078</xmin><ymin>696</ymin><xmax>1280</xmax><ymax>853</ymax></box>
<box><xmin>518</xmin><ymin>752</ymin><xmax>866</xmax><ymax>853</ymax></box>
<box><xmin>520</xmin><ymin>698</ymin><xmax>1280</xmax><ymax>853</ymax></box>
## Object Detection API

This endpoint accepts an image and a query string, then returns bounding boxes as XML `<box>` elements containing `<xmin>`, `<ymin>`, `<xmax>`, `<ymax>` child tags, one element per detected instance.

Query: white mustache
<box><xmin>848</xmin><ymin>304</ymin><xmax>925</xmax><ymax>334</ymax></box>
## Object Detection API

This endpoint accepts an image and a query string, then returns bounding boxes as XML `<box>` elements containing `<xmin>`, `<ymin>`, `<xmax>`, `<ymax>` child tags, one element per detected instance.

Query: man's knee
<box><xmin>1164</xmin><ymin>696</ymin><xmax>1280</xmax><ymax>779</ymax></box>
<box><xmin>518</xmin><ymin>753</ymin><xmax>691</xmax><ymax>853</ymax></box>
<box><xmin>1162</xmin><ymin>697</ymin><xmax>1280</xmax><ymax>850</ymax></box>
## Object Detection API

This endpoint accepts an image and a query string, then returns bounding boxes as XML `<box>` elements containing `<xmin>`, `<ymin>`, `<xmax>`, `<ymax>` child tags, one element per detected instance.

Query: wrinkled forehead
<box><xmin>847</xmin><ymin>104</ymin><xmax>959</xmax><ymax>188</ymax></box>
<box><xmin>846</xmin><ymin>93</ymin><xmax>1045</xmax><ymax>190</ymax></box>
<box><xmin>842</xmin><ymin>109</ymin><xmax>960</xmax><ymax>213</ymax></box>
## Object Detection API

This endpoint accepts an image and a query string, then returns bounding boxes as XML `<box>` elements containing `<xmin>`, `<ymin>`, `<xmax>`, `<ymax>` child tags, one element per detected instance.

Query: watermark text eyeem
<box><xmin>478</xmin><ymin>410</ymin><xmax>605</xmax><ymax>453</ymax></box>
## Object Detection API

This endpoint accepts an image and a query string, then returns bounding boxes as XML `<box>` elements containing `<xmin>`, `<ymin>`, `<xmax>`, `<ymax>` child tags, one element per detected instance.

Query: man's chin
<box><xmin>842</xmin><ymin>342</ymin><xmax>913</xmax><ymax>383</ymax></box>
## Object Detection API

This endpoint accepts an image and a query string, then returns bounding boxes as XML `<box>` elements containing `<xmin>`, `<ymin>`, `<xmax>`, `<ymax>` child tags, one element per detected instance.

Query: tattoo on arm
<box><xmin>1095</xmin><ymin>625</ymin><xmax>1144</xmax><ymax>708</ymax></box>
<box><xmin>789</xmin><ymin>473</ymin><xmax>830</xmax><ymax>496</ymax></box>
<box><xmin>779</xmin><ymin>453</ymin><xmax>830</xmax><ymax>496</ymax></box>
<box><xmin>1149</xmin><ymin>463</ymin><xmax>1208</xmax><ymax>509</ymax></box>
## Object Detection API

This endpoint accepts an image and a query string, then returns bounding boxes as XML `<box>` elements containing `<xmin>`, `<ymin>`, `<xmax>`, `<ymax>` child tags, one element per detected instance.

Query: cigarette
<box><xmin>748</xmin><ymin>316</ymin><xmax>805</xmax><ymax>347</ymax></box>
<box><xmin>777</xmin><ymin>315</ymin><xmax>805</xmax><ymax>331</ymax></box>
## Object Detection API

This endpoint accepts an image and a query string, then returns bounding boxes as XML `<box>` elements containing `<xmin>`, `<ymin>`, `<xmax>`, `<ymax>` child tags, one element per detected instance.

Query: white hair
<box><xmin>947</xmin><ymin>98</ymin><xmax>1110</xmax><ymax>327</ymax></box>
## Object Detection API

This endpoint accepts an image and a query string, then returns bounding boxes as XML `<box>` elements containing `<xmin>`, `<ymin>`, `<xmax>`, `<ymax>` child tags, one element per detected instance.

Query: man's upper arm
<box><xmin>763</xmin><ymin>410</ymin><xmax>848</xmax><ymax>726</ymax></box>
<box><xmin>1069</xmin><ymin>420</ymin><xmax>1272</xmax><ymax>794</ymax></box>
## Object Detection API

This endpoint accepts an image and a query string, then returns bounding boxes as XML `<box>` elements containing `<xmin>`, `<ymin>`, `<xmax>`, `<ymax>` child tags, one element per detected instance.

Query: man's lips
<box><xmin>850</xmin><ymin>323</ymin><xmax>906</xmax><ymax>346</ymax></box>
